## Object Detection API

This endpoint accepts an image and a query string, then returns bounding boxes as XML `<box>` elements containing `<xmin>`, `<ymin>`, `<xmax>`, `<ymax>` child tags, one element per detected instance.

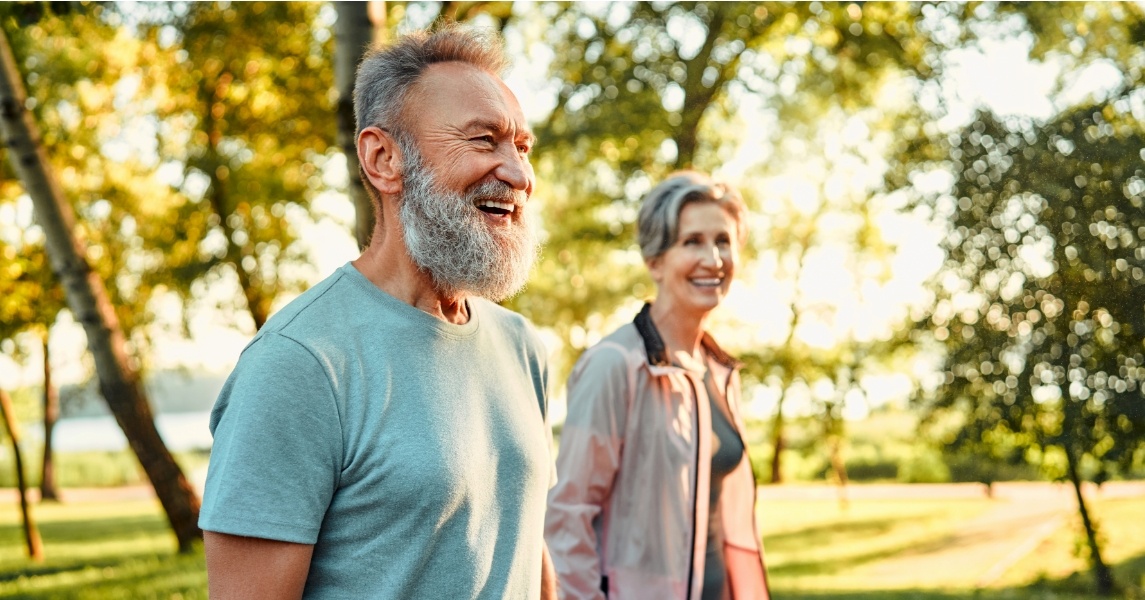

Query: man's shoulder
<box><xmin>259</xmin><ymin>264</ymin><xmax>377</xmax><ymax>339</ymax></box>
<box><xmin>472</xmin><ymin>298</ymin><xmax>537</xmax><ymax>335</ymax></box>
<box><xmin>470</xmin><ymin>298</ymin><xmax>548</xmax><ymax>359</ymax></box>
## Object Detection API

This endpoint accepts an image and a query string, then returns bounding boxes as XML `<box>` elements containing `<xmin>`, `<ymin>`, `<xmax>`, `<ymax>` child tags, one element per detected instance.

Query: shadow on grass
<box><xmin>766</xmin><ymin>516</ymin><xmax>903</xmax><ymax>549</ymax></box>
<box><xmin>36</xmin><ymin>513</ymin><xmax>171</xmax><ymax>546</ymax></box>
<box><xmin>767</xmin><ymin>515</ymin><xmax>954</xmax><ymax>576</ymax></box>
<box><xmin>0</xmin><ymin>557</ymin><xmax>125</xmax><ymax>582</ymax></box>
<box><xmin>0</xmin><ymin>509</ymin><xmax>204</xmax><ymax>599</ymax></box>
<box><xmin>0</xmin><ymin>552</ymin><xmax>207</xmax><ymax>600</ymax></box>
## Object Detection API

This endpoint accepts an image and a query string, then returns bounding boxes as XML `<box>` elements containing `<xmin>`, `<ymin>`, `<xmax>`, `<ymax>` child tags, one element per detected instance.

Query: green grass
<box><xmin>759</xmin><ymin>494</ymin><xmax>1145</xmax><ymax>599</ymax></box>
<box><xmin>0</xmin><ymin>500</ymin><xmax>205</xmax><ymax>599</ymax></box>
<box><xmin>0</xmin><ymin>490</ymin><xmax>1141</xmax><ymax>598</ymax></box>
<box><xmin>994</xmin><ymin>497</ymin><xmax>1145</xmax><ymax>598</ymax></box>
<box><xmin>761</xmin><ymin>498</ymin><xmax>995</xmax><ymax>590</ymax></box>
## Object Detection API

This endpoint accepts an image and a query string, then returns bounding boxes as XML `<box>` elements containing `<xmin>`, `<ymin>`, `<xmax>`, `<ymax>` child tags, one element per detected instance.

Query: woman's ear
<box><xmin>646</xmin><ymin>256</ymin><xmax>663</xmax><ymax>284</ymax></box>
<box><xmin>358</xmin><ymin>126</ymin><xmax>403</xmax><ymax>196</ymax></box>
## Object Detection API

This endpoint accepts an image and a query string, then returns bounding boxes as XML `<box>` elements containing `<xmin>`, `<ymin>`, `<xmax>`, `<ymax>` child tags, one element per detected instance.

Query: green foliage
<box><xmin>901</xmin><ymin>91</ymin><xmax>1145</xmax><ymax>484</ymax></box>
<box><xmin>1</xmin><ymin>6</ymin><xmax>183</xmax><ymax>356</ymax></box>
<box><xmin>945</xmin><ymin>454</ymin><xmax>1040</xmax><ymax>485</ymax></box>
<box><xmin>889</xmin><ymin>6</ymin><xmax>1145</xmax><ymax>591</ymax></box>
<box><xmin>145</xmin><ymin>1</ymin><xmax>336</xmax><ymax>329</ymax></box>
<box><xmin>895</xmin><ymin>447</ymin><xmax>950</xmax><ymax>484</ymax></box>
<box><xmin>0</xmin><ymin>1</ymin><xmax>337</xmax><ymax>360</ymax></box>
<box><xmin>742</xmin><ymin>410</ymin><xmax>1059</xmax><ymax>486</ymax></box>
<box><xmin>0</xmin><ymin>207</ymin><xmax>64</xmax><ymax>354</ymax></box>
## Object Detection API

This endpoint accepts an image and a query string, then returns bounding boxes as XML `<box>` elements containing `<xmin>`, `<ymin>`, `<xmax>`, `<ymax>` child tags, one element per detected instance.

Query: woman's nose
<box><xmin>702</xmin><ymin>244</ymin><xmax>722</xmax><ymax>267</ymax></box>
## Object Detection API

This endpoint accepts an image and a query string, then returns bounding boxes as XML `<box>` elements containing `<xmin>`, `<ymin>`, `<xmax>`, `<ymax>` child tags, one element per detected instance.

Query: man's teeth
<box><xmin>477</xmin><ymin>200</ymin><xmax>516</xmax><ymax>213</ymax></box>
<box><xmin>691</xmin><ymin>278</ymin><xmax>723</xmax><ymax>287</ymax></box>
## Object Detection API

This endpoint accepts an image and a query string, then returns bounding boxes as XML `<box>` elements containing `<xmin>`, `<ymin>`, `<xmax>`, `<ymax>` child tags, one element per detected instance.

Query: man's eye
<box><xmin>517</xmin><ymin>144</ymin><xmax>531</xmax><ymax>154</ymax></box>
<box><xmin>473</xmin><ymin>135</ymin><xmax>496</xmax><ymax>145</ymax></box>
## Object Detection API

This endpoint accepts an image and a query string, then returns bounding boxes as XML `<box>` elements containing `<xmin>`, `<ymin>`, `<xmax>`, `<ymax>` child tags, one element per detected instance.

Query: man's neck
<box><xmin>352</xmin><ymin>228</ymin><xmax>471</xmax><ymax>325</ymax></box>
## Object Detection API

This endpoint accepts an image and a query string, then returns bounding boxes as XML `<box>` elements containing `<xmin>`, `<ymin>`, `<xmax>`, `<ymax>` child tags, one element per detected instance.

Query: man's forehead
<box><xmin>412</xmin><ymin>62</ymin><xmax>531</xmax><ymax>134</ymax></box>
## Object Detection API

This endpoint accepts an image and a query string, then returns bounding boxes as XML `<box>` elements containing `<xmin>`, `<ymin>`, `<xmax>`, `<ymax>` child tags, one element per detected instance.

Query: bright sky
<box><xmin>1</xmin><ymin>17</ymin><xmax>1124</xmax><ymax>426</ymax></box>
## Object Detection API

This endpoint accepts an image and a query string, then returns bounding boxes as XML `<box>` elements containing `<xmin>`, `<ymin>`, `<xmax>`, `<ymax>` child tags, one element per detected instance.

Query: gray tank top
<box><xmin>701</xmin><ymin>367</ymin><xmax>744</xmax><ymax>600</ymax></box>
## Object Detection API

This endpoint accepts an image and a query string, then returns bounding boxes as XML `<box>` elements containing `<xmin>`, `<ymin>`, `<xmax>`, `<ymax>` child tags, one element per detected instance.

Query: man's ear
<box><xmin>358</xmin><ymin>126</ymin><xmax>403</xmax><ymax>196</ymax></box>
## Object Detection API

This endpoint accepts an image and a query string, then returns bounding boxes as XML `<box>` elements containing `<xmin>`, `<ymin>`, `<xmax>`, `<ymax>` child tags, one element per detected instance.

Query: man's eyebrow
<box><xmin>462</xmin><ymin>118</ymin><xmax>536</xmax><ymax>145</ymax></box>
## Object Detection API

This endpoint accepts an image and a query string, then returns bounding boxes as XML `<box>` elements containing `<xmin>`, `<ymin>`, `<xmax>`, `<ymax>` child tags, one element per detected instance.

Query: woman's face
<box><xmin>648</xmin><ymin>202</ymin><xmax>739</xmax><ymax>319</ymax></box>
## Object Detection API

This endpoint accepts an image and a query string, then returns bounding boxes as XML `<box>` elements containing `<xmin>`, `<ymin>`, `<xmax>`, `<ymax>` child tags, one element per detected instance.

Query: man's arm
<box><xmin>204</xmin><ymin>531</ymin><xmax>315</xmax><ymax>600</ymax></box>
<box><xmin>541</xmin><ymin>542</ymin><xmax>557</xmax><ymax>600</ymax></box>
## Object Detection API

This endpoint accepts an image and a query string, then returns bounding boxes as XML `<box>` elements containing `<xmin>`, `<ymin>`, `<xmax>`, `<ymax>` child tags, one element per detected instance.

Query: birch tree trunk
<box><xmin>0</xmin><ymin>29</ymin><xmax>202</xmax><ymax>552</ymax></box>
<box><xmin>335</xmin><ymin>0</ymin><xmax>381</xmax><ymax>249</ymax></box>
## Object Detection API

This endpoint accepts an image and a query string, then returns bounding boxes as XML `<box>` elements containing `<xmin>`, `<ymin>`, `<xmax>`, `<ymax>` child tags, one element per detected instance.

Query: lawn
<box><xmin>0</xmin><ymin>499</ymin><xmax>205</xmax><ymax>599</ymax></box>
<box><xmin>0</xmin><ymin>491</ymin><xmax>1141</xmax><ymax>598</ymax></box>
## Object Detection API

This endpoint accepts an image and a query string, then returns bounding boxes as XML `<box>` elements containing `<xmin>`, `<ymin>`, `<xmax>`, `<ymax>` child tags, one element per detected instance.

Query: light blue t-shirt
<box><xmin>200</xmin><ymin>262</ymin><xmax>552</xmax><ymax>599</ymax></box>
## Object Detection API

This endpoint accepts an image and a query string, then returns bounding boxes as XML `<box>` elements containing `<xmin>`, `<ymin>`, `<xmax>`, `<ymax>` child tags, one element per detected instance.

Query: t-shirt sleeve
<box><xmin>199</xmin><ymin>332</ymin><xmax>343</xmax><ymax>544</ymax></box>
<box><xmin>518</xmin><ymin>321</ymin><xmax>557</xmax><ymax>488</ymax></box>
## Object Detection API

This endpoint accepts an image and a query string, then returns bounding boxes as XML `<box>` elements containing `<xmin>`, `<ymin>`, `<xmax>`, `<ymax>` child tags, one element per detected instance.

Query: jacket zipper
<box><xmin>685</xmin><ymin>374</ymin><xmax>701</xmax><ymax>600</ymax></box>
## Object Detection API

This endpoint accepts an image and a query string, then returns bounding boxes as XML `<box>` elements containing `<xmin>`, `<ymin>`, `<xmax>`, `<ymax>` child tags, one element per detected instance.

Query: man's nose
<box><xmin>495</xmin><ymin>145</ymin><xmax>533</xmax><ymax>196</ymax></box>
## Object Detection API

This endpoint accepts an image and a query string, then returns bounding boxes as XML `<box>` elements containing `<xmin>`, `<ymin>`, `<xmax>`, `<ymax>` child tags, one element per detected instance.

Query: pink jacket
<box><xmin>545</xmin><ymin>305</ymin><xmax>769</xmax><ymax>600</ymax></box>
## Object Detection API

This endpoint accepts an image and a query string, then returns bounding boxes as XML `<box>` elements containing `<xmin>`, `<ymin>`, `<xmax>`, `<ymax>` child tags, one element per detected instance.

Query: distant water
<box><xmin>45</xmin><ymin>411</ymin><xmax>214</xmax><ymax>452</ymax></box>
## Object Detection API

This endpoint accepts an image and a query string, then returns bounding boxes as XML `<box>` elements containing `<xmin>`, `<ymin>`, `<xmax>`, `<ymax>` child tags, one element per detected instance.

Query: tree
<box><xmin>516</xmin><ymin>2</ymin><xmax>951</xmax><ymax>483</ymax></box>
<box><xmin>147</xmin><ymin>2</ymin><xmax>337</xmax><ymax>331</ymax></box>
<box><xmin>909</xmin><ymin>105</ymin><xmax>1145</xmax><ymax>598</ymax></box>
<box><xmin>0</xmin><ymin>230</ymin><xmax>65</xmax><ymax>501</ymax></box>
<box><xmin>892</xmin><ymin>4</ymin><xmax>1145</xmax><ymax>595</ymax></box>
<box><xmin>335</xmin><ymin>1</ymin><xmax>378</xmax><ymax>250</ymax></box>
<box><xmin>0</xmin><ymin>26</ymin><xmax>201</xmax><ymax>552</ymax></box>
<box><xmin>0</xmin><ymin>388</ymin><xmax>43</xmax><ymax>562</ymax></box>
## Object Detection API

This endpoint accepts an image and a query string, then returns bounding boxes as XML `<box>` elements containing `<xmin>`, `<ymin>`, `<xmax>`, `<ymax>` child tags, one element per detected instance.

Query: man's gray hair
<box><xmin>637</xmin><ymin>171</ymin><xmax>748</xmax><ymax>261</ymax></box>
<box><xmin>353</xmin><ymin>24</ymin><xmax>509</xmax><ymax>140</ymax></box>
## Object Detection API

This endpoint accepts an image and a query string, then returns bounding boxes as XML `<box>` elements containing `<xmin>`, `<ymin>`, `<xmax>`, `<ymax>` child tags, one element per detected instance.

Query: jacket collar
<box><xmin>633</xmin><ymin>303</ymin><xmax>741</xmax><ymax>370</ymax></box>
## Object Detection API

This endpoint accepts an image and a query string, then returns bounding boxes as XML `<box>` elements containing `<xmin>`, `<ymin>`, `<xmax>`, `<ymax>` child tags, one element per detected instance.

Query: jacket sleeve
<box><xmin>545</xmin><ymin>343</ymin><xmax>631</xmax><ymax>600</ymax></box>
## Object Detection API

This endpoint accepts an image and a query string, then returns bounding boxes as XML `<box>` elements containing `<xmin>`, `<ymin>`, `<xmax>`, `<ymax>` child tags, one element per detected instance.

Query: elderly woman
<box><xmin>545</xmin><ymin>172</ymin><xmax>770</xmax><ymax>600</ymax></box>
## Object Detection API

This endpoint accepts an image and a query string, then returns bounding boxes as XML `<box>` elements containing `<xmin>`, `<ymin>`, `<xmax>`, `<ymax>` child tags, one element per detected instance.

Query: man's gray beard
<box><xmin>398</xmin><ymin>146</ymin><xmax>538</xmax><ymax>302</ymax></box>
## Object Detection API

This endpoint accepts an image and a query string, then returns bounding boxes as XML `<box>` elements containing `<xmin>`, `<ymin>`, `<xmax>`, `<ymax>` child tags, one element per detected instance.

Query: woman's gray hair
<box><xmin>353</xmin><ymin>24</ymin><xmax>509</xmax><ymax>140</ymax></box>
<box><xmin>636</xmin><ymin>171</ymin><xmax>747</xmax><ymax>261</ymax></box>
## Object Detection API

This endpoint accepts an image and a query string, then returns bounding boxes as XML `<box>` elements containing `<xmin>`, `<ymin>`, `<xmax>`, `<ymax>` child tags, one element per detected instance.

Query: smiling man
<box><xmin>199</xmin><ymin>26</ymin><xmax>556</xmax><ymax>599</ymax></box>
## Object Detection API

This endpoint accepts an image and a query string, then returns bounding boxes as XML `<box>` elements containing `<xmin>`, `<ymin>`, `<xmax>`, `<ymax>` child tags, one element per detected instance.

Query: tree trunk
<box><xmin>39</xmin><ymin>330</ymin><xmax>59</xmax><ymax>502</ymax></box>
<box><xmin>0</xmin><ymin>29</ymin><xmax>202</xmax><ymax>552</ymax></box>
<box><xmin>335</xmin><ymin>1</ymin><xmax>381</xmax><ymax>249</ymax></box>
<box><xmin>673</xmin><ymin>7</ymin><xmax>727</xmax><ymax>171</ymax></box>
<box><xmin>1063</xmin><ymin>440</ymin><xmax>1116</xmax><ymax>596</ymax></box>
<box><xmin>0</xmin><ymin>388</ymin><xmax>44</xmax><ymax>562</ymax></box>
<box><xmin>769</xmin><ymin>404</ymin><xmax>785</xmax><ymax>484</ymax></box>
<box><xmin>828</xmin><ymin>433</ymin><xmax>849</xmax><ymax>511</ymax></box>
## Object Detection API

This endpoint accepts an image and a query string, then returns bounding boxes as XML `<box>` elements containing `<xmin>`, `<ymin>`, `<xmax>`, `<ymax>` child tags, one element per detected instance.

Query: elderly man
<box><xmin>199</xmin><ymin>26</ymin><xmax>556</xmax><ymax>599</ymax></box>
